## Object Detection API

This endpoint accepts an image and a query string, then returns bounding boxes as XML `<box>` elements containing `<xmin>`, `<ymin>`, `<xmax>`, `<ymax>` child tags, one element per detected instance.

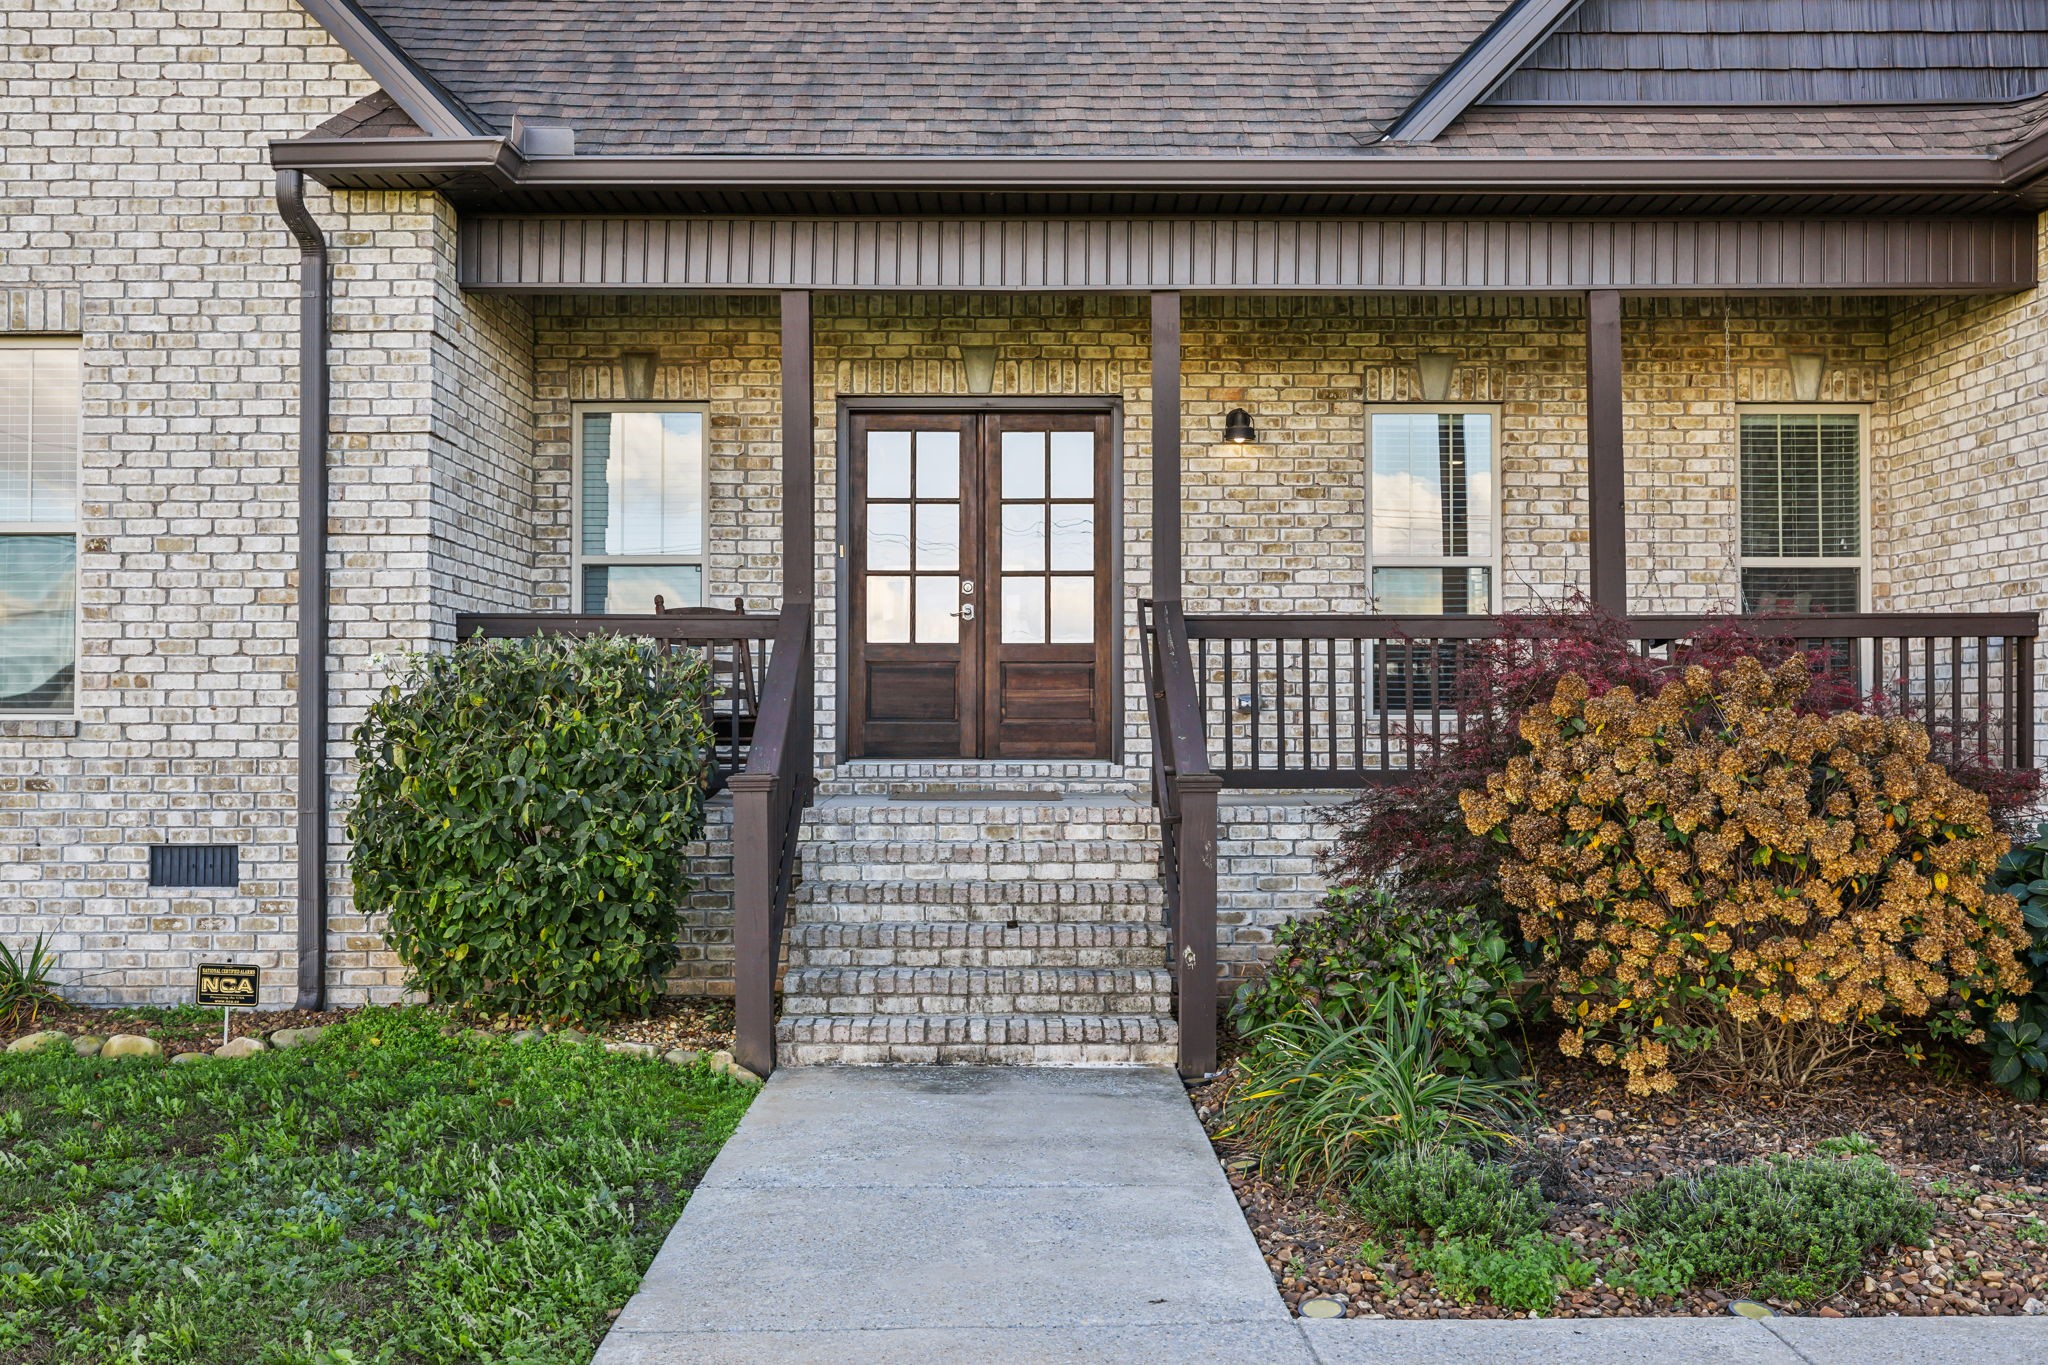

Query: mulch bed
<box><xmin>1196</xmin><ymin>1043</ymin><xmax>2048</xmax><ymax>1320</ymax></box>
<box><xmin>3</xmin><ymin>995</ymin><xmax>736</xmax><ymax>1058</ymax></box>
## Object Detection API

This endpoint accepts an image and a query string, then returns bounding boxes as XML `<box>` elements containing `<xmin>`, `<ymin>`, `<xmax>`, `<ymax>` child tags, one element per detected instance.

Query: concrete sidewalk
<box><xmin>593</xmin><ymin>1065</ymin><xmax>2048</xmax><ymax>1364</ymax></box>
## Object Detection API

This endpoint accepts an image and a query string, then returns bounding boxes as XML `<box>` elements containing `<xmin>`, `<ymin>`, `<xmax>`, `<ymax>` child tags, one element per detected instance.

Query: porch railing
<box><xmin>457</xmin><ymin>611</ymin><xmax>787</xmax><ymax>787</ymax></box>
<box><xmin>1150</xmin><ymin>610</ymin><xmax>2038</xmax><ymax>788</ymax></box>
<box><xmin>455</xmin><ymin>605</ymin><xmax>817</xmax><ymax>1077</ymax></box>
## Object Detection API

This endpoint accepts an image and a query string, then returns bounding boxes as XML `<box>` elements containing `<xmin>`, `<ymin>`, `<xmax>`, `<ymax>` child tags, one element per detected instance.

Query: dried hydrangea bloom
<box><xmin>1464</xmin><ymin>656</ymin><xmax>2028</xmax><ymax>1095</ymax></box>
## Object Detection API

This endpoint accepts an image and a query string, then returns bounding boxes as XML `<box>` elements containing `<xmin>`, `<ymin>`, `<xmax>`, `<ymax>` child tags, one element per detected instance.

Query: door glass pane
<box><xmin>867</xmin><ymin>503</ymin><xmax>911</xmax><ymax>571</ymax></box>
<box><xmin>916</xmin><ymin>503</ymin><xmax>959</xmax><ymax>571</ymax></box>
<box><xmin>869</xmin><ymin>431</ymin><xmax>912</xmax><ymax>499</ymax></box>
<box><xmin>867</xmin><ymin>575</ymin><xmax>911</xmax><ymax>643</ymax></box>
<box><xmin>916</xmin><ymin>431</ymin><xmax>960</xmax><ymax>499</ymax></box>
<box><xmin>1001</xmin><ymin>431</ymin><xmax>1045</xmax><ymax>498</ymax></box>
<box><xmin>1001</xmin><ymin>576</ymin><xmax>1046</xmax><ymax>643</ymax></box>
<box><xmin>1048</xmin><ymin>431</ymin><xmax>1092</xmax><ymax>498</ymax></box>
<box><xmin>1371</xmin><ymin>566</ymin><xmax>1491</xmax><ymax>616</ymax></box>
<box><xmin>1049</xmin><ymin>576</ymin><xmax>1094</xmax><ymax>644</ymax></box>
<box><xmin>915</xmin><ymin>576</ymin><xmax>960</xmax><ymax>643</ymax></box>
<box><xmin>1001</xmin><ymin>504</ymin><xmax>1046</xmax><ymax>571</ymax></box>
<box><xmin>1049</xmin><ymin>504</ymin><xmax>1093</xmax><ymax>571</ymax></box>
<box><xmin>582</xmin><ymin>563</ymin><xmax>702</xmax><ymax>615</ymax></box>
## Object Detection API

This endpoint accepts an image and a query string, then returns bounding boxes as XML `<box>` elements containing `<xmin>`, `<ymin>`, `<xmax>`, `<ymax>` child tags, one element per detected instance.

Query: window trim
<box><xmin>1735</xmin><ymin>403</ymin><xmax>1871</xmax><ymax>613</ymax></box>
<box><xmin>1363</xmin><ymin>403</ymin><xmax>1504</xmax><ymax>615</ymax></box>
<box><xmin>0</xmin><ymin>336</ymin><xmax>81</xmax><ymax>721</ymax></box>
<box><xmin>570</xmin><ymin>400</ymin><xmax>712</xmax><ymax>615</ymax></box>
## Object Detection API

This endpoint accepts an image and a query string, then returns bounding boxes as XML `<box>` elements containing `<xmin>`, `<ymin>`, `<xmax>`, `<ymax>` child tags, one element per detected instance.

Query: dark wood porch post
<box><xmin>1151</xmin><ymin>291</ymin><xmax>1182</xmax><ymax>602</ymax></box>
<box><xmin>1586</xmin><ymin>288</ymin><xmax>1627</xmax><ymax>613</ymax></box>
<box><xmin>780</xmin><ymin>289</ymin><xmax>814</xmax><ymax>604</ymax></box>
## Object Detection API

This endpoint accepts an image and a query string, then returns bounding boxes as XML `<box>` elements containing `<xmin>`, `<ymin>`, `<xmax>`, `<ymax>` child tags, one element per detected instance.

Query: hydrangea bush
<box><xmin>1461</xmin><ymin>656</ymin><xmax>2029</xmax><ymax>1095</ymax></box>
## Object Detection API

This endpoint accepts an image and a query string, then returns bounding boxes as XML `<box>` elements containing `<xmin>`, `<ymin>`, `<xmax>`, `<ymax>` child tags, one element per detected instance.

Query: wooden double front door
<box><xmin>848</xmin><ymin>410</ymin><xmax>1115</xmax><ymax>759</ymax></box>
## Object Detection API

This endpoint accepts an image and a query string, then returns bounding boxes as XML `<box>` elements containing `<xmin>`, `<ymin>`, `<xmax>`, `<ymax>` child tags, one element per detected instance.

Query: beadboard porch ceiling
<box><xmin>451</xmin><ymin>214</ymin><xmax>2038</xmax><ymax>296</ymax></box>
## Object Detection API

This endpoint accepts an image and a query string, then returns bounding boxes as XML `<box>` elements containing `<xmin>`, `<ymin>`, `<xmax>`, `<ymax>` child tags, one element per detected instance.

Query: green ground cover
<box><xmin>0</xmin><ymin>1007</ymin><xmax>753</xmax><ymax>1364</ymax></box>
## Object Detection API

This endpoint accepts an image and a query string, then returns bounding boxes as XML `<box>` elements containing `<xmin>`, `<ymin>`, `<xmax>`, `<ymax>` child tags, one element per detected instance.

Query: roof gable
<box><xmin>1486</xmin><ymin>0</ymin><xmax>2048</xmax><ymax>106</ymax></box>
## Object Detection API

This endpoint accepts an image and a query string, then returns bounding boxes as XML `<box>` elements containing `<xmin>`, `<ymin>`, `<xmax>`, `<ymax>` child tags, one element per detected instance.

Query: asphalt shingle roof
<box><xmin>352</xmin><ymin>0</ymin><xmax>1516</xmax><ymax>154</ymax></box>
<box><xmin>329</xmin><ymin>0</ymin><xmax>2048</xmax><ymax>161</ymax></box>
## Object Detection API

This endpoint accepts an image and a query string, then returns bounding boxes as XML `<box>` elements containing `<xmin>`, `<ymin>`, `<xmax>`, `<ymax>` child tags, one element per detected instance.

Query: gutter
<box><xmin>276</xmin><ymin>169</ymin><xmax>331</xmax><ymax>1012</ymax></box>
<box><xmin>268</xmin><ymin>139</ymin><xmax>2044</xmax><ymax>205</ymax></box>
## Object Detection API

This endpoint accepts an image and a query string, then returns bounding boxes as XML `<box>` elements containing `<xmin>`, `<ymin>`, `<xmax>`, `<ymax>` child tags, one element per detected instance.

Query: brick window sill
<box><xmin>0</xmin><ymin>719</ymin><xmax>80</xmax><ymax>739</ymax></box>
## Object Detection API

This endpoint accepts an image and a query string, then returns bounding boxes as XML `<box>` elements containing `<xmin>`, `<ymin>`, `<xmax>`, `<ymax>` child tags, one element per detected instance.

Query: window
<box><xmin>1738</xmin><ymin>410</ymin><xmax>1864</xmax><ymax>614</ymax></box>
<box><xmin>575</xmin><ymin>406</ymin><xmax>707</xmax><ymax>614</ymax></box>
<box><xmin>1367</xmin><ymin>408</ymin><xmax>1497</xmax><ymax>615</ymax></box>
<box><xmin>0</xmin><ymin>341</ymin><xmax>78</xmax><ymax>716</ymax></box>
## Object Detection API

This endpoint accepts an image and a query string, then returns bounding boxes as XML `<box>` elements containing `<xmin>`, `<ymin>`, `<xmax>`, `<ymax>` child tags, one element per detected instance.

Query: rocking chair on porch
<box><xmin>652</xmin><ymin>595</ymin><xmax>760</xmax><ymax>766</ymax></box>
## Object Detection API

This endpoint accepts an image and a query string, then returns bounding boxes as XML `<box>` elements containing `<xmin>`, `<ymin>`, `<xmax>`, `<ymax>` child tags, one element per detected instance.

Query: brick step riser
<box><xmin>791</xmin><ymin>900</ymin><xmax>1164</xmax><ymax>926</ymax></box>
<box><xmin>780</xmin><ymin>1041</ymin><xmax>1179</xmax><ymax>1066</ymax></box>
<box><xmin>786</xmin><ymin>965</ymin><xmax>1171</xmax><ymax>989</ymax></box>
<box><xmin>802</xmin><ymin>819</ymin><xmax>1161</xmax><ymax>843</ymax></box>
<box><xmin>788</xmin><ymin>923</ymin><xmax>1168</xmax><ymax>950</ymax></box>
<box><xmin>776</xmin><ymin>1013</ymin><xmax>1177</xmax><ymax>1047</ymax></box>
<box><xmin>787</xmin><ymin>947</ymin><xmax>1167</xmax><ymax>970</ymax></box>
<box><xmin>782</xmin><ymin>995</ymin><xmax>1176</xmax><ymax>1018</ymax></box>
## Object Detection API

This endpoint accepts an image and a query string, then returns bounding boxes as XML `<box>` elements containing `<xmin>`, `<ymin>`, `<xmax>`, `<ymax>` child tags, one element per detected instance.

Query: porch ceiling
<box><xmin>453</xmin><ymin>214</ymin><xmax>2037</xmax><ymax>296</ymax></box>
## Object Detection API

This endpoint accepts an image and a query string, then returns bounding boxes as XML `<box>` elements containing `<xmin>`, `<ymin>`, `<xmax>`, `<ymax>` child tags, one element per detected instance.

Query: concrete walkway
<box><xmin>594</xmin><ymin>1066</ymin><xmax>2048</xmax><ymax>1364</ymax></box>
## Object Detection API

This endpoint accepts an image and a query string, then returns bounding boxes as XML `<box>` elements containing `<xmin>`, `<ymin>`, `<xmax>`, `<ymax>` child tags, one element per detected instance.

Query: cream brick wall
<box><xmin>0</xmin><ymin>0</ymin><xmax>380</xmax><ymax>1005</ymax></box>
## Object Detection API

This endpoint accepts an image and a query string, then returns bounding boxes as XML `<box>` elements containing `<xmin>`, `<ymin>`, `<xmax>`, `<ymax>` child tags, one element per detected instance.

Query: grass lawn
<box><xmin>0</xmin><ymin>1007</ymin><xmax>755</xmax><ymax>1364</ymax></box>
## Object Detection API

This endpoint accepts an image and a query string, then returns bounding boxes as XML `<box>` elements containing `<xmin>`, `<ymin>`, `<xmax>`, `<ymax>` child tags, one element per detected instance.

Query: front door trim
<box><xmin>834</xmin><ymin>396</ymin><xmax>1124</xmax><ymax>764</ymax></box>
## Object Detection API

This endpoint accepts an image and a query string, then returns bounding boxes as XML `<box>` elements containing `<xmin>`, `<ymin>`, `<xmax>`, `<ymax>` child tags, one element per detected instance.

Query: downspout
<box><xmin>276</xmin><ymin>169</ymin><xmax>330</xmax><ymax>1011</ymax></box>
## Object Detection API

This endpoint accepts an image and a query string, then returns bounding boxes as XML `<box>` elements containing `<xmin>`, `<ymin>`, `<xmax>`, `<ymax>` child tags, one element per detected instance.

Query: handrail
<box><xmin>729</xmin><ymin>604</ymin><xmax>816</xmax><ymax>1078</ymax></box>
<box><xmin>1140</xmin><ymin>599</ymin><xmax>1220</xmax><ymax>1080</ymax></box>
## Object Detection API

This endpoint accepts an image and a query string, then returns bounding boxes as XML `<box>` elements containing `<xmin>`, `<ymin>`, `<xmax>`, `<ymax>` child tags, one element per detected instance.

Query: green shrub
<box><xmin>1350</xmin><ymin>1144</ymin><xmax>1550</xmax><ymax>1243</ymax></box>
<box><xmin>1412</xmin><ymin>1231</ymin><xmax>1593</xmax><ymax>1313</ymax></box>
<box><xmin>0</xmin><ymin>933</ymin><xmax>59</xmax><ymax>1028</ymax></box>
<box><xmin>1983</xmin><ymin>820</ymin><xmax>2048</xmax><ymax>1100</ymax></box>
<box><xmin>1232</xmin><ymin>886</ymin><xmax>1526</xmax><ymax>1078</ymax></box>
<box><xmin>1613</xmin><ymin>1154</ymin><xmax>1932</xmax><ymax>1301</ymax></box>
<box><xmin>1222</xmin><ymin>988</ymin><xmax>1535</xmax><ymax>1188</ymax></box>
<box><xmin>350</xmin><ymin>633</ymin><xmax>716</xmax><ymax>1020</ymax></box>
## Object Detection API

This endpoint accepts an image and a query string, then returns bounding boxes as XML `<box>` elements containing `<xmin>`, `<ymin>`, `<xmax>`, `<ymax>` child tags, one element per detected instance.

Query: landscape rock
<box><xmin>269</xmin><ymin>1026</ymin><xmax>326</xmax><ymax>1050</ymax></box>
<box><xmin>603</xmin><ymin>1040</ymin><xmax>660</xmax><ymax>1060</ymax></box>
<box><xmin>555</xmin><ymin>1028</ymin><xmax>589</xmax><ymax>1044</ymax></box>
<box><xmin>215</xmin><ymin>1036</ymin><xmax>266</xmax><ymax>1059</ymax></box>
<box><xmin>72</xmin><ymin>1034</ymin><xmax>106</xmax><ymax>1057</ymax></box>
<box><xmin>100</xmin><ymin>1035</ymin><xmax>161</xmax><ymax>1060</ymax></box>
<box><xmin>707</xmin><ymin>1050</ymin><xmax>763</xmax><ymax>1084</ymax></box>
<box><xmin>663</xmin><ymin>1048</ymin><xmax>702</xmax><ymax>1067</ymax></box>
<box><xmin>169</xmin><ymin>1051</ymin><xmax>212</xmax><ymax>1066</ymax></box>
<box><xmin>5</xmin><ymin>1031</ymin><xmax>69</xmax><ymax>1055</ymax></box>
<box><xmin>508</xmin><ymin>1029</ymin><xmax>543</xmax><ymax>1044</ymax></box>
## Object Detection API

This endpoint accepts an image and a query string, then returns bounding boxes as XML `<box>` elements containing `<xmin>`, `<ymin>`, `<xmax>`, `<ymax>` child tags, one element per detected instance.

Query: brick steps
<box><xmin>777</xmin><ymin>768</ymin><xmax>1174</xmax><ymax>1066</ymax></box>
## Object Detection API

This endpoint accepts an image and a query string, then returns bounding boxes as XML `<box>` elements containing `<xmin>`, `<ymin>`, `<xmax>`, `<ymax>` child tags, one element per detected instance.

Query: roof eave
<box><xmin>268</xmin><ymin>143</ymin><xmax>2019</xmax><ymax>198</ymax></box>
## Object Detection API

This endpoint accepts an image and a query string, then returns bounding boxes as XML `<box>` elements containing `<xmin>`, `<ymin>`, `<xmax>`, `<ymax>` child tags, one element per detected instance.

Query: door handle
<box><xmin>954</xmin><ymin>604</ymin><xmax>976</xmax><ymax>621</ymax></box>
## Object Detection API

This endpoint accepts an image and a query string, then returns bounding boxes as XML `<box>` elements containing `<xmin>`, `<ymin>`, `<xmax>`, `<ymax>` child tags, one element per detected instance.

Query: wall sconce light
<box><xmin>959</xmin><ymin>343</ymin><xmax>999</xmax><ymax>395</ymax></box>
<box><xmin>621</xmin><ymin>350</ymin><xmax>658</xmax><ymax>401</ymax></box>
<box><xmin>1223</xmin><ymin>408</ymin><xmax>1258</xmax><ymax>443</ymax></box>
<box><xmin>1416</xmin><ymin>351</ymin><xmax>1457</xmax><ymax>403</ymax></box>
<box><xmin>1788</xmin><ymin>352</ymin><xmax>1826</xmax><ymax>403</ymax></box>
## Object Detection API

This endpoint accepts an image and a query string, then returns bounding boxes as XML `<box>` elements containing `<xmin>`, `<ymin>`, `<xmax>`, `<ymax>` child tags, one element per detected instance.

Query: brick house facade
<box><xmin>3</xmin><ymin>2</ymin><xmax>2045</xmax><ymax>1072</ymax></box>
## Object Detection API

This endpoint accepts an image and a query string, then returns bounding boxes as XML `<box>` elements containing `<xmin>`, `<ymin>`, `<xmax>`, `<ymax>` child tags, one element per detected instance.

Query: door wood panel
<box><xmin>848</xmin><ymin>410</ymin><xmax>1112</xmax><ymax>760</ymax></box>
